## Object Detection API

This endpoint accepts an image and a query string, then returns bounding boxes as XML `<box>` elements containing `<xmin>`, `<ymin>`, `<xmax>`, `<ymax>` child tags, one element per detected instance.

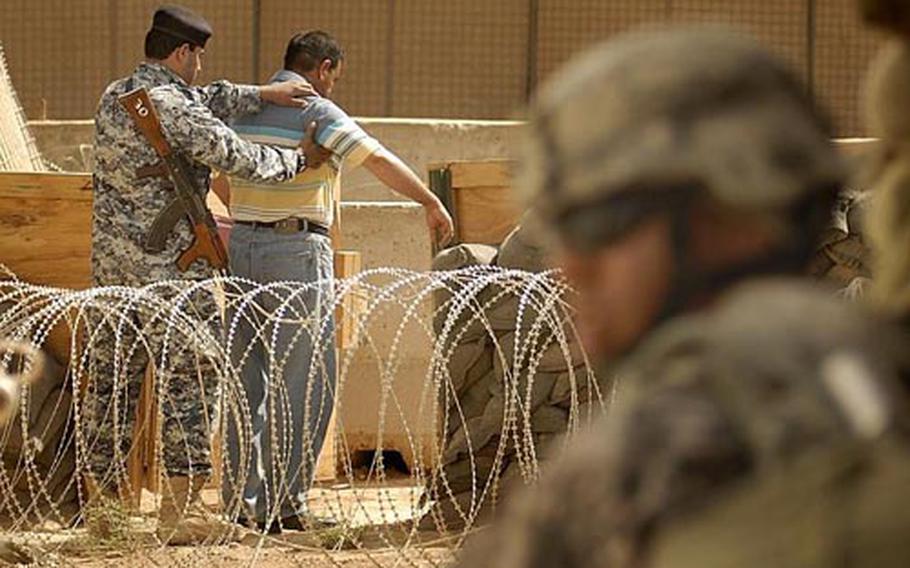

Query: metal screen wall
<box><xmin>815</xmin><ymin>0</ymin><xmax>882</xmax><ymax>137</ymax></box>
<box><xmin>0</xmin><ymin>0</ymin><xmax>885</xmax><ymax>135</ymax></box>
<box><xmin>259</xmin><ymin>0</ymin><xmax>393</xmax><ymax>117</ymax></box>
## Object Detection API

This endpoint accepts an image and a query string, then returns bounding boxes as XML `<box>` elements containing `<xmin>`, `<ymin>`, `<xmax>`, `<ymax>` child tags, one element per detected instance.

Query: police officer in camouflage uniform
<box><xmin>456</xmin><ymin>28</ymin><xmax>910</xmax><ymax>568</ymax></box>
<box><xmin>86</xmin><ymin>5</ymin><xmax>329</xmax><ymax>544</ymax></box>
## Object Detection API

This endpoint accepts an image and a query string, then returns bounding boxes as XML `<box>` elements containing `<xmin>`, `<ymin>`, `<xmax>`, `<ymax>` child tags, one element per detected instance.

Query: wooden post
<box><xmin>312</xmin><ymin>251</ymin><xmax>365</xmax><ymax>482</ymax></box>
<box><xmin>126</xmin><ymin>363</ymin><xmax>159</xmax><ymax>507</ymax></box>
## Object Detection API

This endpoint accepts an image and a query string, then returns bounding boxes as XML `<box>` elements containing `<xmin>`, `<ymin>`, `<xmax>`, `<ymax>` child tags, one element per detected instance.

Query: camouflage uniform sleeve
<box><xmin>200</xmin><ymin>80</ymin><xmax>262</xmax><ymax>122</ymax></box>
<box><xmin>151</xmin><ymin>86</ymin><xmax>302</xmax><ymax>183</ymax></box>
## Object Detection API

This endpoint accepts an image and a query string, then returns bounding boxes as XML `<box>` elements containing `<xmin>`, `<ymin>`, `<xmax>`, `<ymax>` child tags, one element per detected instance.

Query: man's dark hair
<box><xmin>283</xmin><ymin>31</ymin><xmax>344</xmax><ymax>72</ymax></box>
<box><xmin>144</xmin><ymin>29</ymin><xmax>190</xmax><ymax>60</ymax></box>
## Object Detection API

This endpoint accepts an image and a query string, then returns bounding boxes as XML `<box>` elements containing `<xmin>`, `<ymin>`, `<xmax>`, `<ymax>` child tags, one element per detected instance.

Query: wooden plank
<box><xmin>454</xmin><ymin>185</ymin><xmax>522</xmax><ymax>246</ymax></box>
<box><xmin>449</xmin><ymin>160</ymin><xmax>514</xmax><ymax>189</ymax></box>
<box><xmin>316</xmin><ymin>252</ymin><xmax>366</xmax><ymax>482</ymax></box>
<box><xmin>425</xmin><ymin>161</ymin><xmax>520</xmax><ymax>245</ymax></box>
<box><xmin>0</xmin><ymin>172</ymin><xmax>92</xmax><ymax>291</ymax></box>
<box><xmin>333</xmin><ymin>251</ymin><xmax>365</xmax><ymax>352</ymax></box>
<box><xmin>127</xmin><ymin>364</ymin><xmax>158</xmax><ymax>506</ymax></box>
<box><xmin>314</xmin><ymin>350</ymin><xmax>339</xmax><ymax>482</ymax></box>
<box><xmin>0</xmin><ymin>171</ymin><xmax>92</xmax><ymax>195</ymax></box>
<box><xmin>427</xmin><ymin>160</ymin><xmax>514</xmax><ymax>189</ymax></box>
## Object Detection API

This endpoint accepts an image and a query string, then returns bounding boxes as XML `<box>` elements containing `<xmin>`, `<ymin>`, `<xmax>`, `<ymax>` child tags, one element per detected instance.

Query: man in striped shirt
<box><xmin>223</xmin><ymin>30</ymin><xmax>453</xmax><ymax>533</ymax></box>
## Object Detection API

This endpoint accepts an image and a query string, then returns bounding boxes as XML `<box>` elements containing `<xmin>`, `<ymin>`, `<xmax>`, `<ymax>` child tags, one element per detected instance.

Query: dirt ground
<box><xmin>67</xmin><ymin>545</ymin><xmax>454</xmax><ymax>568</ymax></box>
<box><xmin>7</xmin><ymin>477</ymin><xmax>463</xmax><ymax>567</ymax></box>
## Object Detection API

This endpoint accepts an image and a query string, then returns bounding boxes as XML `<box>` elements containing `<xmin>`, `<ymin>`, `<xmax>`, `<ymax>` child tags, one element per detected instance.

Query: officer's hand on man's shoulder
<box><xmin>299</xmin><ymin>122</ymin><xmax>332</xmax><ymax>169</ymax></box>
<box><xmin>260</xmin><ymin>81</ymin><xmax>317</xmax><ymax>108</ymax></box>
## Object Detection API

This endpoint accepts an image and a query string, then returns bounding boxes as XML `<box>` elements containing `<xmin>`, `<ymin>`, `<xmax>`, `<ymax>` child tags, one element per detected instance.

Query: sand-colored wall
<box><xmin>1</xmin><ymin>1</ymin><xmax>885</xmax><ymax>135</ymax></box>
<box><xmin>336</xmin><ymin>202</ymin><xmax>437</xmax><ymax>471</ymax></box>
<box><xmin>26</xmin><ymin>117</ymin><xmax>521</xmax><ymax>471</ymax></box>
<box><xmin>20</xmin><ymin>120</ymin><xmax>878</xmax><ymax>472</ymax></box>
<box><xmin>28</xmin><ymin>118</ymin><xmax>523</xmax><ymax>201</ymax></box>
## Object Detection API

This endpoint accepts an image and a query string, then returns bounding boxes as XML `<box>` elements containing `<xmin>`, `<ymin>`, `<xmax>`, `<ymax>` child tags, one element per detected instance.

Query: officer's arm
<box><xmin>202</xmin><ymin>81</ymin><xmax>316</xmax><ymax>122</ymax></box>
<box><xmin>201</xmin><ymin>80</ymin><xmax>262</xmax><ymax>122</ymax></box>
<box><xmin>152</xmin><ymin>87</ymin><xmax>304</xmax><ymax>183</ymax></box>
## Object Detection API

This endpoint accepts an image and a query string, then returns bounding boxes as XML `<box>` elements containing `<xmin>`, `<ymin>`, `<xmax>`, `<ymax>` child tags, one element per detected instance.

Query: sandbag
<box><xmin>496</xmin><ymin>214</ymin><xmax>551</xmax><ymax>272</ymax></box>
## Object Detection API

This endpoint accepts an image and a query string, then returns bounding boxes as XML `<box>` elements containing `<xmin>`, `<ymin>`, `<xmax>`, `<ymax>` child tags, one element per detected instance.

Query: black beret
<box><xmin>150</xmin><ymin>5</ymin><xmax>213</xmax><ymax>48</ymax></box>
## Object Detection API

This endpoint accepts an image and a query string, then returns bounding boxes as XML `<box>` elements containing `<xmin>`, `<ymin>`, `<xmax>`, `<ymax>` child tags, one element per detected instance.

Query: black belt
<box><xmin>234</xmin><ymin>217</ymin><xmax>330</xmax><ymax>236</ymax></box>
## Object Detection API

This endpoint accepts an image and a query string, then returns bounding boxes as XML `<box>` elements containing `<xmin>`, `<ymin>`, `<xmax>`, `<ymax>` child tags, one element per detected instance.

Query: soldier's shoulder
<box><xmin>148</xmin><ymin>83</ymin><xmax>184</xmax><ymax>100</ymax></box>
<box><xmin>626</xmin><ymin>278</ymin><xmax>908</xmax><ymax>438</ymax></box>
<box><xmin>635</xmin><ymin>278</ymin><xmax>896</xmax><ymax>367</ymax></box>
<box><xmin>98</xmin><ymin>75</ymin><xmax>135</xmax><ymax>104</ymax></box>
<box><xmin>96</xmin><ymin>75</ymin><xmax>139</xmax><ymax>123</ymax></box>
<box><xmin>147</xmin><ymin>84</ymin><xmax>196</xmax><ymax>111</ymax></box>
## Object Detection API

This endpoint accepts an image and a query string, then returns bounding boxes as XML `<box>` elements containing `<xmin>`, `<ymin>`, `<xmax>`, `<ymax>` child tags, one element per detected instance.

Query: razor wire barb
<box><xmin>0</xmin><ymin>264</ymin><xmax>607</xmax><ymax>567</ymax></box>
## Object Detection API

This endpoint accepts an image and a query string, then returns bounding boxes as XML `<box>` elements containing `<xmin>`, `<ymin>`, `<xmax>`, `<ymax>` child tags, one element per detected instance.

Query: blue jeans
<box><xmin>223</xmin><ymin>224</ymin><xmax>336</xmax><ymax>522</ymax></box>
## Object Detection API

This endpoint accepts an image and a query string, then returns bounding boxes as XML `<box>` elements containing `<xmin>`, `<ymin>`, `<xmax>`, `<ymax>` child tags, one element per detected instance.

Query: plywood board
<box><xmin>0</xmin><ymin>172</ymin><xmax>92</xmax><ymax>290</ymax></box>
<box><xmin>127</xmin><ymin>364</ymin><xmax>159</xmax><ymax>504</ymax></box>
<box><xmin>259</xmin><ymin>0</ymin><xmax>392</xmax><ymax>117</ymax></box>
<box><xmin>314</xmin><ymin>354</ymin><xmax>339</xmax><ymax>482</ymax></box>
<box><xmin>0</xmin><ymin>172</ymin><xmax>91</xmax><ymax>366</ymax></box>
<box><xmin>454</xmin><ymin>186</ymin><xmax>522</xmax><ymax>246</ymax></box>
<box><xmin>0</xmin><ymin>0</ymin><xmax>113</xmax><ymax>119</ymax></box>
<box><xmin>334</xmin><ymin>250</ymin><xmax>365</xmax><ymax>352</ymax></box>
<box><xmin>448</xmin><ymin>160</ymin><xmax>513</xmax><ymax>189</ymax></box>
<box><xmin>391</xmin><ymin>0</ymin><xmax>531</xmax><ymax>119</ymax></box>
<box><xmin>430</xmin><ymin>160</ymin><xmax>521</xmax><ymax>246</ymax></box>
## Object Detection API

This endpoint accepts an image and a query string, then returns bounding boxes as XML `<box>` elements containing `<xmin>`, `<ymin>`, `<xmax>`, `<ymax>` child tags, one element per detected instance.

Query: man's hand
<box><xmin>361</xmin><ymin>149</ymin><xmax>456</xmax><ymax>245</ymax></box>
<box><xmin>260</xmin><ymin>81</ymin><xmax>317</xmax><ymax>108</ymax></box>
<box><xmin>299</xmin><ymin>122</ymin><xmax>332</xmax><ymax>169</ymax></box>
<box><xmin>425</xmin><ymin>200</ymin><xmax>455</xmax><ymax>247</ymax></box>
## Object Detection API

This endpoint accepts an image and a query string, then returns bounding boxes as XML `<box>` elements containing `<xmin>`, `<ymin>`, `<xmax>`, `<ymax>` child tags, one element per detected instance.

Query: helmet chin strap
<box><xmin>653</xmin><ymin>196</ymin><xmax>818</xmax><ymax>328</ymax></box>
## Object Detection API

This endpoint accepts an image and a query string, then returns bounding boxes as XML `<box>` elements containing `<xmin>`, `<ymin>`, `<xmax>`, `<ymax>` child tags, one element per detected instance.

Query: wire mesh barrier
<box><xmin>0</xmin><ymin>43</ymin><xmax>45</xmax><ymax>172</ymax></box>
<box><xmin>0</xmin><ymin>264</ymin><xmax>607</xmax><ymax>566</ymax></box>
<box><xmin>0</xmin><ymin>1</ymin><xmax>882</xmax><ymax>135</ymax></box>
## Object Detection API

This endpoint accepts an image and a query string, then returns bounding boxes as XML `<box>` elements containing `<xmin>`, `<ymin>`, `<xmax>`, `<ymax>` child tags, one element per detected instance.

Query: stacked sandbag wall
<box><xmin>420</xmin><ymin>217</ymin><xmax>610</xmax><ymax>531</ymax></box>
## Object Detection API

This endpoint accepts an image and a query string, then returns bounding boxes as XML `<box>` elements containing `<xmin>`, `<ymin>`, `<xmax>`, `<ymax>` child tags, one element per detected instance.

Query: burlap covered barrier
<box><xmin>421</xmin><ymin>220</ymin><xmax>603</xmax><ymax>532</ymax></box>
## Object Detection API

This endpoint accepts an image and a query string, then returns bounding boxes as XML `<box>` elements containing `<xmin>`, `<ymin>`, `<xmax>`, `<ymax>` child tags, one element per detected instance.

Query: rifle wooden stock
<box><xmin>177</xmin><ymin>222</ymin><xmax>229</xmax><ymax>272</ymax></box>
<box><xmin>119</xmin><ymin>89</ymin><xmax>171</xmax><ymax>157</ymax></box>
<box><xmin>117</xmin><ymin>87</ymin><xmax>229</xmax><ymax>273</ymax></box>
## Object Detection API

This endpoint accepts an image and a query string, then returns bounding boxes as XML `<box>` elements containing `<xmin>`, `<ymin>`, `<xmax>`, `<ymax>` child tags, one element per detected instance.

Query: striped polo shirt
<box><xmin>228</xmin><ymin>69</ymin><xmax>382</xmax><ymax>226</ymax></box>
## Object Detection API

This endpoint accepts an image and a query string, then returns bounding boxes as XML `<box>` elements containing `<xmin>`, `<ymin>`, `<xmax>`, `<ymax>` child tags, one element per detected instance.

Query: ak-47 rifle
<box><xmin>118</xmin><ymin>87</ymin><xmax>228</xmax><ymax>272</ymax></box>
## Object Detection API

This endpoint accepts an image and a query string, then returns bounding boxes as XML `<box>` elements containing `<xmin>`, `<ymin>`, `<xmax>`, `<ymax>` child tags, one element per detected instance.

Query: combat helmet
<box><xmin>520</xmin><ymin>28</ymin><xmax>844</xmax><ymax>253</ymax></box>
<box><xmin>860</xmin><ymin>2</ymin><xmax>910</xmax><ymax>315</ymax></box>
<box><xmin>859</xmin><ymin>0</ymin><xmax>910</xmax><ymax>37</ymax></box>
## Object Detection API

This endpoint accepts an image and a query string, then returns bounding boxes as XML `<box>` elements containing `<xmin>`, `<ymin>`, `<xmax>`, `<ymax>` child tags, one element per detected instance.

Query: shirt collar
<box><xmin>136</xmin><ymin>61</ymin><xmax>187</xmax><ymax>86</ymax></box>
<box><xmin>268</xmin><ymin>69</ymin><xmax>323</xmax><ymax>104</ymax></box>
<box><xmin>269</xmin><ymin>69</ymin><xmax>309</xmax><ymax>85</ymax></box>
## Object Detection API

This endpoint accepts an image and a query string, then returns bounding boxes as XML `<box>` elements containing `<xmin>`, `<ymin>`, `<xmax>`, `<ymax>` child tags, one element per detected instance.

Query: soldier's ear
<box><xmin>173</xmin><ymin>43</ymin><xmax>191</xmax><ymax>60</ymax></box>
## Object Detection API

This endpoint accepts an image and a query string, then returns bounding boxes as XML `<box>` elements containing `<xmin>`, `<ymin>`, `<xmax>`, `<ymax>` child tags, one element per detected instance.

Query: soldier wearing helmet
<box><xmin>456</xmin><ymin>27</ymin><xmax>910</xmax><ymax>568</ymax></box>
<box><xmin>861</xmin><ymin>0</ymin><xmax>910</xmax><ymax>318</ymax></box>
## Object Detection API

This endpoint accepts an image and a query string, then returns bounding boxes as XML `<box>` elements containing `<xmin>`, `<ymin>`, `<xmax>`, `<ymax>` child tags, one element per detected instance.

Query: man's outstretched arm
<box><xmin>363</xmin><ymin>149</ymin><xmax>454</xmax><ymax>246</ymax></box>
